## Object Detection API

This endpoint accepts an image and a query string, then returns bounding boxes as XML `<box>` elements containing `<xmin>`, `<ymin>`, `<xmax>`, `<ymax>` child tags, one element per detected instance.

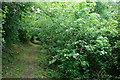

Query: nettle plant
<box><xmin>48</xmin><ymin>2</ymin><xmax>119</xmax><ymax>79</ymax></box>
<box><xmin>50</xmin><ymin>28</ymin><xmax>118</xmax><ymax>79</ymax></box>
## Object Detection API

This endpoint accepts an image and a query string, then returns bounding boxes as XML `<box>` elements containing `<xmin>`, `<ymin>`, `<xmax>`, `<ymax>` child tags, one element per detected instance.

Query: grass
<box><xmin>2</xmin><ymin>42</ymin><xmax>59</xmax><ymax>78</ymax></box>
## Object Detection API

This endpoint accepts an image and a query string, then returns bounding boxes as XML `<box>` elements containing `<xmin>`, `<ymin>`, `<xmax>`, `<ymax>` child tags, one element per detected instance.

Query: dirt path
<box><xmin>3</xmin><ymin>43</ymin><xmax>58</xmax><ymax>78</ymax></box>
<box><xmin>22</xmin><ymin>45</ymin><xmax>40</xmax><ymax>78</ymax></box>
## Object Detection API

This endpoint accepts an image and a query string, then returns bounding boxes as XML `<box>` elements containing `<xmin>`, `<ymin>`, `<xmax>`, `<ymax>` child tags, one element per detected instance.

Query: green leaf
<box><xmin>49</xmin><ymin>59</ymin><xmax>56</xmax><ymax>65</ymax></box>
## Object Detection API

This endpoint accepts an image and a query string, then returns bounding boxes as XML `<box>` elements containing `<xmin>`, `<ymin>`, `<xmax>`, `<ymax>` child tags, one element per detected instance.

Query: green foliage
<box><xmin>46</xmin><ymin>2</ymin><xmax>119</xmax><ymax>79</ymax></box>
<box><xmin>2</xmin><ymin>2</ymin><xmax>119</xmax><ymax>79</ymax></box>
<box><xmin>1</xmin><ymin>5</ymin><xmax>8</xmax><ymax>44</ymax></box>
<box><xmin>2</xmin><ymin>2</ymin><xmax>33</xmax><ymax>44</ymax></box>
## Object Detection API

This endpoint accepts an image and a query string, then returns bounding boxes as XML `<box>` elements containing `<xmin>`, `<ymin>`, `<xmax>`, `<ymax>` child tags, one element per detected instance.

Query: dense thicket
<box><xmin>2</xmin><ymin>2</ymin><xmax>120</xmax><ymax>79</ymax></box>
<box><xmin>2</xmin><ymin>2</ymin><xmax>33</xmax><ymax>44</ymax></box>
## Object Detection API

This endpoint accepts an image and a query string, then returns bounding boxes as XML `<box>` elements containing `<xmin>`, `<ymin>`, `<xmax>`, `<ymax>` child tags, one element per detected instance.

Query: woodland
<box><xmin>1</xmin><ymin>2</ymin><xmax>120</xmax><ymax>79</ymax></box>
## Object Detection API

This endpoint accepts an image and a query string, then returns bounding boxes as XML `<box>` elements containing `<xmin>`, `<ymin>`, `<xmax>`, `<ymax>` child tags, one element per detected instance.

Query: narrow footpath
<box><xmin>3</xmin><ymin>42</ymin><xmax>58</xmax><ymax>78</ymax></box>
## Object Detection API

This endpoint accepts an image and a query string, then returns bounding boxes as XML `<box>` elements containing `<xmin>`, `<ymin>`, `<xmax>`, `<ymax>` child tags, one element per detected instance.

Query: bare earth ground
<box><xmin>2</xmin><ymin>42</ymin><xmax>58</xmax><ymax>78</ymax></box>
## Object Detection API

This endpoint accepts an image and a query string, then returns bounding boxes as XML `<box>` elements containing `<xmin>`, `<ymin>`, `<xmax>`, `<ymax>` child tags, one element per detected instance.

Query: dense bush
<box><xmin>46</xmin><ymin>2</ymin><xmax>120</xmax><ymax>79</ymax></box>
<box><xmin>2</xmin><ymin>2</ymin><xmax>33</xmax><ymax>44</ymax></box>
